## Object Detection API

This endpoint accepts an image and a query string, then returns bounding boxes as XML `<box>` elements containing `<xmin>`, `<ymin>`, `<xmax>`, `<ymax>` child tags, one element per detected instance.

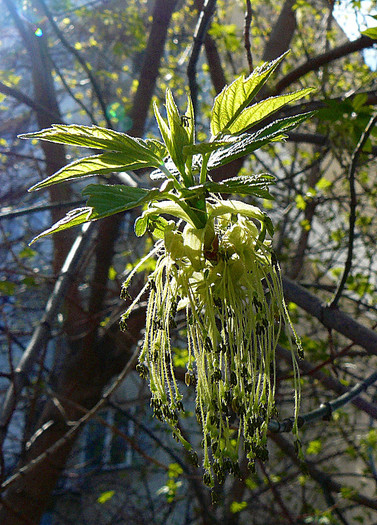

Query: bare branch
<box><xmin>282</xmin><ymin>276</ymin><xmax>377</xmax><ymax>354</ymax></box>
<box><xmin>330</xmin><ymin>111</ymin><xmax>377</xmax><ymax>308</ymax></box>
<box><xmin>0</xmin><ymin>81</ymin><xmax>60</xmax><ymax>121</ymax></box>
<box><xmin>274</xmin><ymin>35</ymin><xmax>376</xmax><ymax>95</ymax></box>
<box><xmin>0</xmin><ymin>342</ymin><xmax>139</xmax><ymax>494</ymax></box>
<box><xmin>188</xmin><ymin>0</ymin><xmax>217</xmax><ymax>115</ymax></box>
<box><xmin>0</xmin><ymin>223</ymin><xmax>94</xmax><ymax>450</ymax></box>
<box><xmin>269</xmin><ymin>365</ymin><xmax>377</xmax><ymax>432</ymax></box>
<box><xmin>34</xmin><ymin>0</ymin><xmax>112</xmax><ymax>127</ymax></box>
<box><xmin>277</xmin><ymin>344</ymin><xmax>377</xmax><ymax>420</ymax></box>
<box><xmin>243</xmin><ymin>0</ymin><xmax>253</xmax><ymax>73</ymax></box>
<box><xmin>0</xmin><ymin>199</ymin><xmax>85</xmax><ymax>221</ymax></box>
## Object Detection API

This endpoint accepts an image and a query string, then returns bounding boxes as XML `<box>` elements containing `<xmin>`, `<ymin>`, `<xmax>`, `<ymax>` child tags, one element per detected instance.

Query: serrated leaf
<box><xmin>82</xmin><ymin>184</ymin><xmax>160</xmax><ymax>218</ymax></box>
<box><xmin>204</xmin><ymin>174</ymin><xmax>276</xmax><ymax>199</ymax></box>
<box><xmin>154</xmin><ymin>92</ymin><xmax>194</xmax><ymax>185</ymax></box>
<box><xmin>29</xmin><ymin>151</ymin><xmax>165</xmax><ymax>191</ymax></box>
<box><xmin>180</xmin><ymin>174</ymin><xmax>275</xmax><ymax>200</ymax></box>
<box><xmin>29</xmin><ymin>185</ymin><xmax>163</xmax><ymax>243</ymax></box>
<box><xmin>211</xmin><ymin>51</ymin><xmax>289</xmax><ymax>137</ymax></box>
<box><xmin>29</xmin><ymin>208</ymin><xmax>92</xmax><ymax>244</ymax></box>
<box><xmin>208</xmin><ymin>112</ymin><xmax>315</xmax><ymax>170</ymax></box>
<box><xmin>21</xmin><ymin>125</ymin><xmax>156</xmax><ymax>153</ymax></box>
<box><xmin>227</xmin><ymin>88</ymin><xmax>314</xmax><ymax>135</ymax></box>
<box><xmin>183</xmin><ymin>139</ymin><xmax>234</xmax><ymax>155</ymax></box>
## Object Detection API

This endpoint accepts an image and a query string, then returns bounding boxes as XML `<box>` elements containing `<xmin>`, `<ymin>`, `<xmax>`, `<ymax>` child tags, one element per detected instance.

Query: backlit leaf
<box><xmin>21</xmin><ymin>125</ymin><xmax>166</xmax><ymax>165</ymax></box>
<box><xmin>208</xmin><ymin>112</ymin><xmax>315</xmax><ymax>169</ymax></box>
<box><xmin>29</xmin><ymin>208</ymin><xmax>92</xmax><ymax>244</ymax></box>
<box><xmin>29</xmin><ymin>151</ymin><xmax>166</xmax><ymax>191</ymax></box>
<box><xmin>211</xmin><ymin>51</ymin><xmax>289</xmax><ymax>136</ymax></box>
<box><xmin>226</xmin><ymin>88</ymin><xmax>314</xmax><ymax>135</ymax></box>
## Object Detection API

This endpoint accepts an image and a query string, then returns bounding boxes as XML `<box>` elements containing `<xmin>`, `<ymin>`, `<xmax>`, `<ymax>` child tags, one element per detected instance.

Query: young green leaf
<box><xmin>21</xmin><ymin>125</ymin><xmax>163</xmax><ymax>155</ymax></box>
<box><xmin>204</xmin><ymin>174</ymin><xmax>276</xmax><ymax>199</ymax></box>
<box><xmin>226</xmin><ymin>88</ymin><xmax>314</xmax><ymax>136</ymax></box>
<box><xmin>29</xmin><ymin>185</ymin><xmax>165</xmax><ymax>243</ymax></box>
<box><xmin>210</xmin><ymin>51</ymin><xmax>289</xmax><ymax>137</ymax></box>
<box><xmin>29</xmin><ymin>208</ymin><xmax>92</xmax><ymax>244</ymax></box>
<box><xmin>154</xmin><ymin>92</ymin><xmax>195</xmax><ymax>185</ymax></box>
<box><xmin>180</xmin><ymin>174</ymin><xmax>275</xmax><ymax>201</ymax></box>
<box><xmin>208</xmin><ymin>111</ymin><xmax>316</xmax><ymax>169</ymax></box>
<box><xmin>82</xmin><ymin>184</ymin><xmax>161</xmax><ymax>218</ymax></box>
<box><xmin>134</xmin><ymin>214</ymin><xmax>169</xmax><ymax>238</ymax></box>
<box><xmin>29</xmin><ymin>151</ymin><xmax>166</xmax><ymax>191</ymax></box>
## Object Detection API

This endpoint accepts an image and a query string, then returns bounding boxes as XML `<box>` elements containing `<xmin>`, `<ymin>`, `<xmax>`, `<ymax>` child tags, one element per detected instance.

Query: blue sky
<box><xmin>334</xmin><ymin>0</ymin><xmax>377</xmax><ymax>69</ymax></box>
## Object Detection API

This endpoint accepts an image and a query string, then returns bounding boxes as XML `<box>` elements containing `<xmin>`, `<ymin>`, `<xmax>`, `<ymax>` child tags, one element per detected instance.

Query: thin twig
<box><xmin>258</xmin><ymin>461</ymin><xmax>295</xmax><ymax>524</ymax></box>
<box><xmin>243</xmin><ymin>0</ymin><xmax>253</xmax><ymax>73</ymax></box>
<box><xmin>271</xmin><ymin>432</ymin><xmax>377</xmax><ymax>511</ymax></box>
<box><xmin>269</xmin><ymin>367</ymin><xmax>377</xmax><ymax>433</ymax></box>
<box><xmin>0</xmin><ymin>199</ymin><xmax>85</xmax><ymax>221</ymax></box>
<box><xmin>330</xmin><ymin>111</ymin><xmax>377</xmax><ymax>308</ymax></box>
<box><xmin>0</xmin><ymin>222</ymin><xmax>94</xmax><ymax>449</ymax></box>
<box><xmin>188</xmin><ymin>0</ymin><xmax>217</xmax><ymax>115</ymax></box>
<box><xmin>0</xmin><ymin>343</ymin><xmax>140</xmax><ymax>493</ymax></box>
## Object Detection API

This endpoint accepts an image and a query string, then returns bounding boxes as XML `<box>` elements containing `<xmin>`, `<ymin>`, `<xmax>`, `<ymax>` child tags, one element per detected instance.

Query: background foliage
<box><xmin>0</xmin><ymin>0</ymin><xmax>376</xmax><ymax>523</ymax></box>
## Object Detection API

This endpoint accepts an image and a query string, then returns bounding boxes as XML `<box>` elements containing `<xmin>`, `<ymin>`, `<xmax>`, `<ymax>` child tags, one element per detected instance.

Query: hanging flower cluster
<box><xmin>24</xmin><ymin>52</ymin><xmax>312</xmax><ymax>486</ymax></box>
<box><xmin>121</xmin><ymin>198</ymin><xmax>302</xmax><ymax>484</ymax></box>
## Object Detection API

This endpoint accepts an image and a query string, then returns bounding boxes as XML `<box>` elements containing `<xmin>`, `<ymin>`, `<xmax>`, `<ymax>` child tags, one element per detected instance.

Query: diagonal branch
<box><xmin>276</xmin><ymin>345</ymin><xmax>377</xmax><ymax>420</ymax></box>
<box><xmin>269</xmin><ymin>364</ymin><xmax>377</xmax><ymax>432</ymax></box>
<box><xmin>0</xmin><ymin>81</ymin><xmax>60</xmax><ymax>121</ymax></box>
<box><xmin>271</xmin><ymin>433</ymin><xmax>377</xmax><ymax>511</ymax></box>
<box><xmin>0</xmin><ymin>222</ymin><xmax>94</xmax><ymax>450</ymax></box>
<box><xmin>282</xmin><ymin>276</ymin><xmax>377</xmax><ymax>355</ymax></box>
<box><xmin>274</xmin><ymin>35</ymin><xmax>376</xmax><ymax>95</ymax></box>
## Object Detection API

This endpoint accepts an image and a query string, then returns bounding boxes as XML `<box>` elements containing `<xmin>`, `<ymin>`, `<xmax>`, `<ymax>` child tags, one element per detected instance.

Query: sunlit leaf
<box><xmin>29</xmin><ymin>208</ymin><xmax>92</xmax><ymax>244</ymax></box>
<box><xmin>226</xmin><ymin>88</ymin><xmax>314</xmax><ymax>135</ymax></box>
<box><xmin>21</xmin><ymin>125</ymin><xmax>166</xmax><ymax>164</ymax></box>
<box><xmin>30</xmin><ymin>152</ymin><xmax>165</xmax><ymax>191</ymax></box>
<box><xmin>208</xmin><ymin>112</ymin><xmax>315</xmax><ymax>169</ymax></box>
<box><xmin>154</xmin><ymin>92</ymin><xmax>194</xmax><ymax>185</ymax></box>
<box><xmin>210</xmin><ymin>51</ymin><xmax>289</xmax><ymax>136</ymax></box>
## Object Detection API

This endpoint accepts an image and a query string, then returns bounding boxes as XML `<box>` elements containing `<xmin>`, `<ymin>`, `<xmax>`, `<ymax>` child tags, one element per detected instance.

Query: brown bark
<box><xmin>262</xmin><ymin>0</ymin><xmax>297</xmax><ymax>62</ymax></box>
